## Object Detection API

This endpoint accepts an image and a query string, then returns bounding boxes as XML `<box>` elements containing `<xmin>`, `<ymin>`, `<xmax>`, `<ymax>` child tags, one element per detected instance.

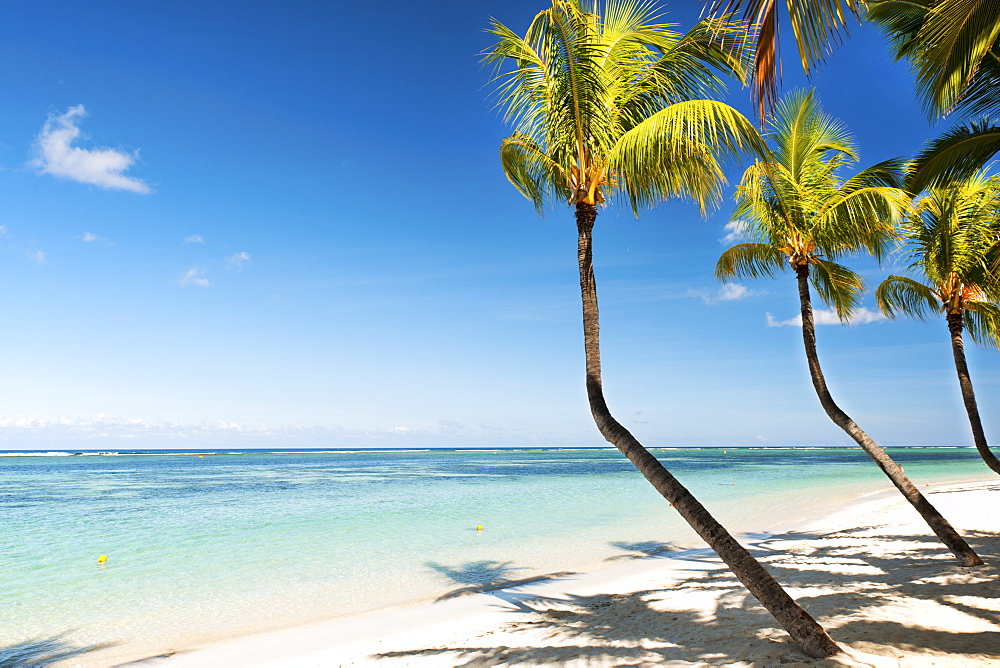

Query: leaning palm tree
<box><xmin>486</xmin><ymin>1</ymin><xmax>841</xmax><ymax>657</ymax></box>
<box><xmin>716</xmin><ymin>89</ymin><xmax>983</xmax><ymax>566</ymax></box>
<box><xmin>877</xmin><ymin>170</ymin><xmax>1000</xmax><ymax>475</ymax></box>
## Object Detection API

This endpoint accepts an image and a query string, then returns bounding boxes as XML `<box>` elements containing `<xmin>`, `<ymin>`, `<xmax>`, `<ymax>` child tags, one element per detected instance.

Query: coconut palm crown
<box><xmin>716</xmin><ymin>88</ymin><xmax>904</xmax><ymax>314</ymax></box>
<box><xmin>877</xmin><ymin>171</ymin><xmax>1000</xmax><ymax>346</ymax></box>
<box><xmin>877</xmin><ymin>170</ymin><xmax>1000</xmax><ymax>474</ymax></box>
<box><xmin>485</xmin><ymin>0</ymin><xmax>763</xmax><ymax>215</ymax></box>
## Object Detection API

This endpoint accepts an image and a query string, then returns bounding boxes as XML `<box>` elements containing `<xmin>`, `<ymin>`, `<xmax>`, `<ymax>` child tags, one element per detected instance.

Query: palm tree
<box><xmin>485</xmin><ymin>1</ymin><xmax>841</xmax><ymax>657</ymax></box>
<box><xmin>876</xmin><ymin>170</ymin><xmax>1000</xmax><ymax>475</ymax></box>
<box><xmin>716</xmin><ymin>89</ymin><xmax>983</xmax><ymax>566</ymax></box>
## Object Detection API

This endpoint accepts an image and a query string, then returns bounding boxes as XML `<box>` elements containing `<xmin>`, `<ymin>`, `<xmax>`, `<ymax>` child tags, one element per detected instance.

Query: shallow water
<box><xmin>0</xmin><ymin>446</ymin><xmax>992</xmax><ymax>664</ymax></box>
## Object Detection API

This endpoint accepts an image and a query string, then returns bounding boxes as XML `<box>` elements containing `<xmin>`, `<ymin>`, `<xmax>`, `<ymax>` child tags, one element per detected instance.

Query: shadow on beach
<box><xmin>381</xmin><ymin>525</ymin><xmax>1000</xmax><ymax>666</ymax></box>
<box><xmin>426</xmin><ymin>559</ymin><xmax>577</xmax><ymax>602</ymax></box>
<box><xmin>0</xmin><ymin>635</ymin><xmax>113</xmax><ymax>667</ymax></box>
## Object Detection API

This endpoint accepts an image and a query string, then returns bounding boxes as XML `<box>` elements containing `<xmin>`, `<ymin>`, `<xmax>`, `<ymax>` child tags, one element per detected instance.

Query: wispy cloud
<box><xmin>183</xmin><ymin>235</ymin><xmax>204</xmax><ymax>244</ymax></box>
<box><xmin>719</xmin><ymin>219</ymin><xmax>749</xmax><ymax>245</ymax></box>
<box><xmin>0</xmin><ymin>414</ymin><xmax>313</xmax><ymax>442</ymax></box>
<box><xmin>81</xmin><ymin>232</ymin><xmax>98</xmax><ymax>243</ymax></box>
<box><xmin>0</xmin><ymin>226</ymin><xmax>8</xmax><ymax>237</ymax></box>
<box><xmin>31</xmin><ymin>105</ymin><xmax>151</xmax><ymax>193</ymax></box>
<box><xmin>766</xmin><ymin>307</ymin><xmax>886</xmax><ymax>327</ymax></box>
<box><xmin>28</xmin><ymin>250</ymin><xmax>46</xmax><ymax>264</ymax></box>
<box><xmin>688</xmin><ymin>283</ymin><xmax>754</xmax><ymax>304</ymax></box>
<box><xmin>0</xmin><ymin>414</ymin><xmax>527</xmax><ymax>448</ymax></box>
<box><xmin>179</xmin><ymin>268</ymin><xmax>210</xmax><ymax>287</ymax></box>
<box><xmin>224</xmin><ymin>251</ymin><xmax>251</xmax><ymax>270</ymax></box>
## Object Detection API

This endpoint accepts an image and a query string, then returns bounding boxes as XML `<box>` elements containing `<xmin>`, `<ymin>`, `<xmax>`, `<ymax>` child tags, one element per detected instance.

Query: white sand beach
<box><xmin>115</xmin><ymin>479</ymin><xmax>1000</xmax><ymax>667</ymax></box>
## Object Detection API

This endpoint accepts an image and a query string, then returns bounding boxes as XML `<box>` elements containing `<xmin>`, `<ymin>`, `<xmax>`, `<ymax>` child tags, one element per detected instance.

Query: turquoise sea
<box><xmin>1</xmin><ymin>446</ymin><xmax>994</xmax><ymax>665</ymax></box>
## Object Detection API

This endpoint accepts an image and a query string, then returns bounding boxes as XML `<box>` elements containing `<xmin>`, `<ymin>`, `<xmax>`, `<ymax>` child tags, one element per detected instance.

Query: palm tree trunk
<box><xmin>795</xmin><ymin>265</ymin><xmax>983</xmax><ymax>566</ymax></box>
<box><xmin>947</xmin><ymin>312</ymin><xmax>1000</xmax><ymax>475</ymax></box>
<box><xmin>575</xmin><ymin>202</ymin><xmax>841</xmax><ymax>659</ymax></box>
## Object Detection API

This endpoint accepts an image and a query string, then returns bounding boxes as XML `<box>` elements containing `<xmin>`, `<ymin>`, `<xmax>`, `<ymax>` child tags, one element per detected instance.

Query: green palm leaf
<box><xmin>906</xmin><ymin>120</ymin><xmax>1000</xmax><ymax>193</ymax></box>
<box><xmin>875</xmin><ymin>275</ymin><xmax>940</xmax><ymax>320</ymax></box>
<box><xmin>966</xmin><ymin>300</ymin><xmax>1000</xmax><ymax>348</ymax></box>
<box><xmin>500</xmin><ymin>134</ymin><xmax>572</xmax><ymax>211</ymax></box>
<box><xmin>608</xmin><ymin>99</ymin><xmax>765</xmax><ymax>212</ymax></box>
<box><xmin>868</xmin><ymin>0</ymin><xmax>1000</xmax><ymax>119</ymax></box>
<box><xmin>715</xmin><ymin>242</ymin><xmax>788</xmax><ymax>280</ymax></box>
<box><xmin>810</xmin><ymin>258</ymin><xmax>865</xmax><ymax>318</ymax></box>
<box><xmin>705</xmin><ymin>0</ymin><xmax>864</xmax><ymax>120</ymax></box>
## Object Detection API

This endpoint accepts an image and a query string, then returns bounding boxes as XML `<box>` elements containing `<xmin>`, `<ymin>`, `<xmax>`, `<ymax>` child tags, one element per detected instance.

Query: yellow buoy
<box><xmin>97</xmin><ymin>555</ymin><xmax>108</xmax><ymax>564</ymax></box>
<box><xmin>475</xmin><ymin>525</ymin><xmax>483</xmax><ymax>531</ymax></box>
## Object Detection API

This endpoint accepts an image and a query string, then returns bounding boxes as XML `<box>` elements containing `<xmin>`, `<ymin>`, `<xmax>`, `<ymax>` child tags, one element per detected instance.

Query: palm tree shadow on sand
<box><xmin>606</xmin><ymin>540</ymin><xmax>678</xmax><ymax>559</ymax></box>
<box><xmin>0</xmin><ymin>635</ymin><xmax>114</xmax><ymax>667</ymax></box>
<box><xmin>426</xmin><ymin>560</ymin><xmax>576</xmax><ymax>602</ymax></box>
<box><xmin>381</xmin><ymin>527</ymin><xmax>1000</xmax><ymax>666</ymax></box>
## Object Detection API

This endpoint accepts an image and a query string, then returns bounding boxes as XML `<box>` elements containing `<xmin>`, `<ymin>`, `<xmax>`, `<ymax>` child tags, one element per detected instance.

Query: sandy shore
<box><xmin>117</xmin><ymin>480</ymin><xmax>1000</xmax><ymax>667</ymax></box>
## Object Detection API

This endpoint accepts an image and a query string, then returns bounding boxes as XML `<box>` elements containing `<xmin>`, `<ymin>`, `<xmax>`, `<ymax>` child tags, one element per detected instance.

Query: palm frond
<box><xmin>875</xmin><ymin>275</ymin><xmax>941</xmax><ymax>320</ymax></box>
<box><xmin>809</xmin><ymin>257</ymin><xmax>865</xmax><ymax>318</ymax></box>
<box><xmin>812</xmin><ymin>184</ymin><xmax>908</xmax><ymax>261</ymax></box>
<box><xmin>868</xmin><ymin>0</ymin><xmax>1000</xmax><ymax>119</ymax></box>
<box><xmin>715</xmin><ymin>242</ymin><xmax>788</xmax><ymax>280</ymax></box>
<box><xmin>907</xmin><ymin>119</ymin><xmax>1000</xmax><ymax>192</ymax></box>
<box><xmin>911</xmin><ymin>0</ymin><xmax>1000</xmax><ymax>118</ymax></box>
<box><xmin>770</xmin><ymin>89</ymin><xmax>857</xmax><ymax>180</ymax></box>
<box><xmin>965</xmin><ymin>300</ymin><xmax>1000</xmax><ymax>348</ymax></box>
<box><xmin>500</xmin><ymin>134</ymin><xmax>572</xmax><ymax>211</ymax></box>
<box><xmin>704</xmin><ymin>0</ymin><xmax>864</xmax><ymax>120</ymax></box>
<box><xmin>608</xmin><ymin>99</ymin><xmax>764</xmax><ymax>212</ymax></box>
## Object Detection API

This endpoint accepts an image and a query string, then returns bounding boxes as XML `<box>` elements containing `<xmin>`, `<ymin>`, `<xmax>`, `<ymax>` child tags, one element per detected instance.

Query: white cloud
<box><xmin>0</xmin><ymin>226</ymin><xmax>8</xmax><ymax>237</ymax></box>
<box><xmin>688</xmin><ymin>283</ymin><xmax>753</xmax><ymax>304</ymax></box>
<box><xmin>28</xmin><ymin>250</ymin><xmax>45</xmax><ymax>264</ymax></box>
<box><xmin>0</xmin><ymin>414</ymin><xmax>292</xmax><ymax>441</ymax></box>
<box><xmin>183</xmin><ymin>235</ymin><xmax>204</xmax><ymax>244</ymax></box>
<box><xmin>31</xmin><ymin>105</ymin><xmax>151</xmax><ymax>193</ymax></box>
<box><xmin>224</xmin><ymin>251</ymin><xmax>251</xmax><ymax>270</ymax></box>
<box><xmin>720</xmin><ymin>219</ymin><xmax>749</xmax><ymax>245</ymax></box>
<box><xmin>82</xmin><ymin>232</ymin><xmax>98</xmax><ymax>242</ymax></box>
<box><xmin>0</xmin><ymin>413</ymin><xmax>539</xmax><ymax>448</ymax></box>
<box><xmin>179</xmin><ymin>268</ymin><xmax>210</xmax><ymax>287</ymax></box>
<box><xmin>766</xmin><ymin>307</ymin><xmax>886</xmax><ymax>327</ymax></box>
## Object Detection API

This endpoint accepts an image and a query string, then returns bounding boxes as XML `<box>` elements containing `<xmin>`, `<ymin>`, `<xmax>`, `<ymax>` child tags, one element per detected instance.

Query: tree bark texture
<box><xmin>574</xmin><ymin>202</ymin><xmax>842</xmax><ymax>659</ymax></box>
<box><xmin>795</xmin><ymin>265</ymin><xmax>983</xmax><ymax>567</ymax></box>
<box><xmin>947</xmin><ymin>312</ymin><xmax>1000</xmax><ymax>475</ymax></box>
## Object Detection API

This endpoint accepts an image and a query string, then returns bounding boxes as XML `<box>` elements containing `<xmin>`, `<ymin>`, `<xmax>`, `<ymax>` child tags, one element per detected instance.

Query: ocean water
<box><xmin>1</xmin><ymin>446</ymin><xmax>993</xmax><ymax>665</ymax></box>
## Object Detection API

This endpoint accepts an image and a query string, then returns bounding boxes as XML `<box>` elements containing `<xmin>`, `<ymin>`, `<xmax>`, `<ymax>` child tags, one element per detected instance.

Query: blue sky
<box><xmin>0</xmin><ymin>0</ymin><xmax>995</xmax><ymax>449</ymax></box>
